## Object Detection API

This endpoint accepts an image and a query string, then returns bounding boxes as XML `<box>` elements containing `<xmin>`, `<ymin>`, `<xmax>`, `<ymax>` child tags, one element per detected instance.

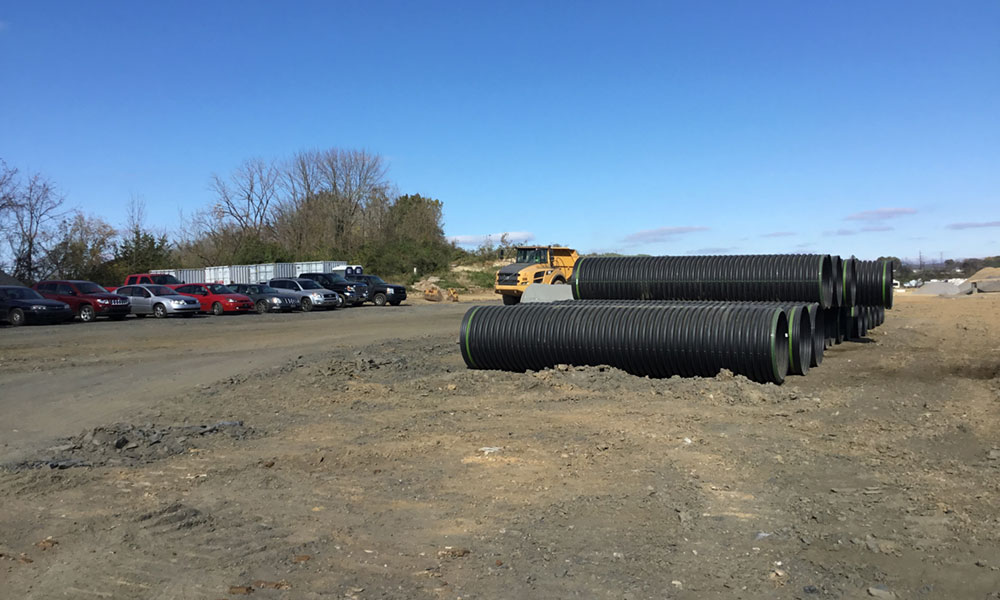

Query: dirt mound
<box><xmin>966</xmin><ymin>266</ymin><xmax>1000</xmax><ymax>282</ymax></box>
<box><xmin>6</xmin><ymin>421</ymin><xmax>253</xmax><ymax>470</ymax></box>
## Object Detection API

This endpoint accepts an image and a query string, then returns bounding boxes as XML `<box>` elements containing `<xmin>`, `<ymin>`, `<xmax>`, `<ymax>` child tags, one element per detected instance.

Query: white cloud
<box><xmin>946</xmin><ymin>221</ymin><xmax>1000</xmax><ymax>230</ymax></box>
<box><xmin>844</xmin><ymin>207</ymin><xmax>916</xmax><ymax>221</ymax></box>
<box><xmin>623</xmin><ymin>226</ymin><xmax>708</xmax><ymax>244</ymax></box>
<box><xmin>447</xmin><ymin>231</ymin><xmax>535</xmax><ymax>247</ymax></box>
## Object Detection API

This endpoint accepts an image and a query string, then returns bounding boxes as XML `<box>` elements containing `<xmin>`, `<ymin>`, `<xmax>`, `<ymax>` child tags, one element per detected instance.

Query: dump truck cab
<box><xmin>494</xmin><ymin>245</ymin><xmax>578</xmax><ymax>305</ymax></box>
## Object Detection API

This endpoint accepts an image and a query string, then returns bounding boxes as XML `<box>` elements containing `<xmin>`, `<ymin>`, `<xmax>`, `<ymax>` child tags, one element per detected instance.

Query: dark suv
<box><xmin>34</xmin><ymin>280</ymin><xmax>130</xmax><ymax>322</ymax></box>
<box><xmin>298</xmin><ymin>272</ymin><xmax>369</xmax><ymax>306</ymax></box>
<box><xmin>347</xmin><ymin>274</ymin><xmax>407</xmax><ymax>306</ymax></box>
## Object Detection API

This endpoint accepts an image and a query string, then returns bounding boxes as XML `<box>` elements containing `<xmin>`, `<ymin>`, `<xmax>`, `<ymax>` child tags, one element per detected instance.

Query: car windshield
<box><xmin>257</xmin><ymin>286</ymin><xmax>280</xmax><ymax>294</ymax></box>
<box><xmin>365</xmin><ymin>275</ymin><xmax>385</xmax><ymax>285</ymax></box>
<box><xmin>76</xmin><ymin>282</ymin><xmax>107</xmax><ymax>294</ymax></box>
<box><xmin>299</xmin><ymin>280</ymin><xmax>323</xmax><ymax>290</ymax></box>
<box><xmin>2</xmin><ymin>287</ymin><xmax>43</xmax><ymax>300</ymax></box>
<box><xmin>327</xmin><ymin>274</ymin><xmax>349</xmax><ymax>283</ymax></box>
<box><xmin>147</xmin><ymin>285</ymin><xmax>175</xmax><ymax>296</ymax></box>
<box><xmin>516</xmin><ymin>248</ymin><xmax>547</xmax><ymax>264</ymax></box>
<box><xmin>207</xmin><ymin>284</ymin><xmax>234</xmax><ymax>294</ymax></box>
<box><xmin>150</xmin><ymin>274</ymin><xmax>182</xmax><ymax>285</ymax></box>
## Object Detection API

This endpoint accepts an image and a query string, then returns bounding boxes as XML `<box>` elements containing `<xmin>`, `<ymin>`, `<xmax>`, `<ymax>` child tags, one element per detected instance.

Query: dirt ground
<box><xmin>1</xmin><ymin>293</ymin><xmax>999</xmax><ymax>599</ymax></box>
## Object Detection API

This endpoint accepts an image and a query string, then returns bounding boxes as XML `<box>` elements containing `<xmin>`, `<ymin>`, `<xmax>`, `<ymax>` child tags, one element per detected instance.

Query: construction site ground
<box><xmin>1</xmin><ymin>294</ymin><xmax>999</xmax><ymax>599</ymax></box>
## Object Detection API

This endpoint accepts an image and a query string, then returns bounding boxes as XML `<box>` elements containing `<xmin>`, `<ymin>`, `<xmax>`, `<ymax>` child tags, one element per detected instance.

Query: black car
<box><xmin>229</xmin><ymin>283</ymin><xmax>301</xmax><ymax>313</ymax></box>
<box><xmin>347</xmin><ymin>274</ymin><xmax>407</xmax><ymax>306</ymax></box>
<box><xmin>0</xmin><ymin>285</ymin><xmax>75</xmax><ymax>326</ymax></box>
<box><xmin>298</xmin><ymin>272</ymin><xmax>369</xmax><ymax>306</ymax></box>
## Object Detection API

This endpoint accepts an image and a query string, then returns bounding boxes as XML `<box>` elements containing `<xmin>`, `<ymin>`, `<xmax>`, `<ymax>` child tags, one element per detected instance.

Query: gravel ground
<box><xmin>1</xmin><ymin>294</ymin><xmax>999</xmax><ymax>599</ymax></box>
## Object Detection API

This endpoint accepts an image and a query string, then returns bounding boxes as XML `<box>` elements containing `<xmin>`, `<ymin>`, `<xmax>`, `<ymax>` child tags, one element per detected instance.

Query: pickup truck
<box><xmin>298</xmin><ymin>272</ymin><xmax>369</xmax><ymax>306</ymax></box>
<box><xmin>347</xmin><ymin>274</ymin><xmax>407</xmax><ymax>306</ymax></box>
<box><xmin>106</xmin><ymin>273</ymin><xmax>184</xmax><ymax>293</ymax></box>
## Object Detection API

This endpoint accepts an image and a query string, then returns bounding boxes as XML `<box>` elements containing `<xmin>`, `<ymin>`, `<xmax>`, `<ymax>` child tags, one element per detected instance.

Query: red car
<box><xmin>33</xmin><ymin>279</ymin><xmax>131</xmax><ymax>322</ymax></box>
<box><xmin>170</xmin><ymin>283</ymin><xmax>254</xmax><ymax>315</ymax></box>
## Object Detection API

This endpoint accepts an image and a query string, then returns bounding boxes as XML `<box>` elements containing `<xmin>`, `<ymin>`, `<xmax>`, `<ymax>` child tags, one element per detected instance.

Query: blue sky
<box><xmin>1</xmin><ymin>1</ymin><xmax>997</xmax><ymax>262</ymax></box>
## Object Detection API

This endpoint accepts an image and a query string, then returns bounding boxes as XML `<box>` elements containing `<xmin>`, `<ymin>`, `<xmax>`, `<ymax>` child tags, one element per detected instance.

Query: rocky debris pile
<box><xmin>7</xmin><ymin>421</ymin><xmax>253</xmax><ymax>470</ymax></box>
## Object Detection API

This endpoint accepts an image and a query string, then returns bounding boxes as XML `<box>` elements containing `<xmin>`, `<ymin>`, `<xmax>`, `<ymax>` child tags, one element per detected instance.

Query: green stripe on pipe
<box><xmin>463</xmin><ymin>306</ymin><xmax>481</xmax><ymax>369</ymax></box>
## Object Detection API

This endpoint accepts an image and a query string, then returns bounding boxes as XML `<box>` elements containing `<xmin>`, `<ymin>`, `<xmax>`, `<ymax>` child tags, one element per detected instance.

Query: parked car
<box><xmin>229</xmin><ymin>283</ymin><xmax>300</xmax><ymax>313</ymax></box>
<box><xmin>0</xmin><ymin>285</ymin><xmax>74</xmax><ymax>326</ymax></box>
<box><xmin>267</xmin><ymin>278</ymin><xmax>340</xmax><ymax>311</ymax></box>
<box><xmin>115</xmin><ymin>284</ymin><xmax>200</xmax><ymax>318</ymax></box>
<box><xmin>33</xmin><ymin>279</ymin><xmax>130</xmax><ymax>322</ymax></box>
<box><xmin>347</xmin><ymin>274</ymin><xmax>407</xmax><ymax>306</ymax></box>
<box><xmin>106</xmin><ymin>273</ymin><xmax>185</xmax><ymax>293</ymax></box>
<box><xmin>298</xmin><ymin>272</ymin><xmax>369</xmax><ymax>306</ymax></box>
<box><xmin>170</xmin><ymin>283</ymin><xmax>255</xmax><ymax>315</ymax></box>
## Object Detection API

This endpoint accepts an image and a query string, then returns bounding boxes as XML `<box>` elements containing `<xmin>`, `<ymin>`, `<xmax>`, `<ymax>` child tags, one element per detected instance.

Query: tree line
<box><xmin>0</xmin><ymin>149</ymin><xmax>454</xmax><ymax>285</ymax></box>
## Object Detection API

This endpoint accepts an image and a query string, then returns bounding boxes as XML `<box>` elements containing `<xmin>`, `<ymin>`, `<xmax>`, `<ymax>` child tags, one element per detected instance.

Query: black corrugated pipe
<box><xmin>460</xmin><ymin>303</ymin><xmax>790</xmax><ymax>384</ymax></box>
<box><xmin>831</xmin><ymin>256</ymin><xmax>843</xmax><ymax>308</ymax></box>
<box><xmin>551</xmin><ymin>299</ymin><xmax>815</xmax><ymax>376</ymax></box>
<box><xmin>804</xmin><ymin>303</ymin><xmax>824</xmax><ymax>367</ymax></box>
<box><xmin>856</xmin><ymin>260</ymin><xmax>895</xmax><ymax>308</ymax></box>
<box><xmin>840</xmin><ymin>257</ymin><xmax>857</xmax><ymax>307</ymax></box>
<box><xmin>570</xmin><ymin>254</ymin><xmax>835</xmax><ymax>309</ymax></box>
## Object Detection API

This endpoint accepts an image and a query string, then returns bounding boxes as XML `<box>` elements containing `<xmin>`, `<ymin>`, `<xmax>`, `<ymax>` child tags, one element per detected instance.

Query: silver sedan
<box><xmin>115</xmin><ymin>284</ymin><xmax>201</xmax><ymax>318</ymax></box>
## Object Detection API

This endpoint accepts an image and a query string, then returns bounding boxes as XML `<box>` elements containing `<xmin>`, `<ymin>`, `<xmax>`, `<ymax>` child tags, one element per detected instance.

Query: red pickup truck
<box><xmin>106</xmin><ymin>273</ymin><xmax>184</xmax><ymax>293</ymax></box>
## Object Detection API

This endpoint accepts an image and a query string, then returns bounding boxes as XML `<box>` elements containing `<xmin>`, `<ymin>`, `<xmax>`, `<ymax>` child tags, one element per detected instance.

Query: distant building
<box><xmin>0</xmin><ymin>270</ymin><xmax>25</xmax><ymax>287</ymax></box>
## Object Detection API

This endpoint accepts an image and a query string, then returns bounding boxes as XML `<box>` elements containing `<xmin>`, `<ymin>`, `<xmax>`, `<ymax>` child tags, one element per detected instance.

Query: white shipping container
<box><xmin>176</xmin><ymin>268</ymin><xmax>205</xmax><ymax>284</ymax></box>
<box><xmin>204</xmin><ymin>265</ymin><xmax>232</xmax><ymax>284</ymax></box>
<box><xmin>324</xmin><ymin>260</ymin><xmax>347</xmax><ymax>271</ymax></box>
<box><xmin>294</xmin><ymin>261</ymin><xmax>325</xmax><ymax>276</ymax></box>
<box><xmin>229</xmin><ymin>265</ymin><xmax>253</xmax><ymax>284</ymax></box>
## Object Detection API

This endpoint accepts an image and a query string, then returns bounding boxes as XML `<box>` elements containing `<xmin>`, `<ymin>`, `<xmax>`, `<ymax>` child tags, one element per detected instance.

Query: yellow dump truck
<box><xmin>494</xmin><ymin>246</ymin><xmax>579</xmax><ymax>305</ymax></box>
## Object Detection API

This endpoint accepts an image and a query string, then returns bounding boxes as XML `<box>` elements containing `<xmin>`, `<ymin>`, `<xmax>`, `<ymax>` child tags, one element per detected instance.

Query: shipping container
<box><xmin>176</xmin><ymin>268</ymin><xmax>205</xmax><ymax>284</ymax></box>
<box><xmin>295</xmin><ymin>260</ymin><xmax>348</xmax><ymax>275</ymax></box>
<box><xmin>204</xmin><ymin>265</ymin><xmax>232</xmax><ymax>284</ymax></box>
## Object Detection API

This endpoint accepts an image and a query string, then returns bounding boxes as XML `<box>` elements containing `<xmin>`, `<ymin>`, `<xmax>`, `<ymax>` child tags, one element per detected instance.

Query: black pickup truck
<box><xmin>347</xmin><ymin>274</ymin><xmax>406</xmax><ymax>306</ymax></box>
<box><xmin>298</xmin><ymin>272</ymin><xmax>369</xmax><ymax>306</ymax></box>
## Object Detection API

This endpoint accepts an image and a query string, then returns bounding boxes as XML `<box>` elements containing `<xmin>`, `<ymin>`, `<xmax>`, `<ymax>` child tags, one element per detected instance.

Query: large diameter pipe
<box><xmin>460</xmin><ymin>303</ymin><xmax>790</xmax><ymax>384</ymax></box>
<box><xmin>571</xmin><ymin>254</ymin><xmax>835</xmax><ymax>309</ymax></box>
<box><xmin>553</xmin><ymin>299</ymin><xmax>816</xmax><ymax>376</ymax></box>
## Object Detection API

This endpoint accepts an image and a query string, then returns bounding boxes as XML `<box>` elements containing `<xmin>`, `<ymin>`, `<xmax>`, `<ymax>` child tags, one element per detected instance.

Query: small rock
<box><xmin>228</xmin><ymin>585</ymin><xmax>253</xmax><ymax>595</ymax></box>
<box><xmin>293</xmin><ymin>554</ymin><xmax>311</xmax><ymax>562</ymax></box>
<box><xmin>437</xmin><ymin>547</ymin><xmax>470</xmax><ymax>558</ymax></box>
<box><xmin>988</xmin><ymin>449</ymin><xmax>1000</xmax><ymax>461</ymax></box>
<box><xmin>867</xmin><ymin>586</ymin><xmax>896</xmax><ymax>598</ymax></box>
<box><xmin>446</xmin><ymin>384</ymin><xmax>457</xmax><ymax>391</ymax></box>
<box><xmin>803</xmin><ymin>585</ymin><xmax>819</xmax><ymax>594</ymax></box>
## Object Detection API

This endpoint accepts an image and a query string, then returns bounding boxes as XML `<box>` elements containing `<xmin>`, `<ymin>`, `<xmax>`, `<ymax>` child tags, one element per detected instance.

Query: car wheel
<box><xmin>373</xmin><ymin>293</ymin><xmax>387</xmax><ymax>306</ymax></box>
<box><xmin>212</xmin><ymin>302</ymin><xmax>224</xmax><ymax>316</ymax></box>
<box><xmin>551</xmin><ymin>277</ymin><xmax>566</xmax><ymax>285</ymax></box>
<box><xmin>300</xmin><ymin>297</ymin><xmax>313</xmax><ymax>312</ymax></box>
<box><xmin>79</xmin><ymin>304</ymin><xmax>96</xmax><ymax>322</ymax></box>
<box><xmin>502</xmin><ymin>294</ymin><xmax>520</xmax><ymax>305</ymax></box>
<box><xmin>9</xmin><ymin>308</ymin><xmax>25</xmax><ymax>326</ymax></box>
<box><xmin>389</xmin><ymin>300</ymin><xmax>401</xmax><ymax>306</ymax></box>
<box><xmin>335</xmin><ymin>295</ymin><xmax>345</xmax><ymax>308</ymax></box>
<box><xmin>153</xmin><ymin>303</ymin><xmax>167</xmax><ymax>318</ymax></box>
<box><xmin>256</xmin><ymin>300</ymin><xmax>268</xmax><ymax>314</ymax></box>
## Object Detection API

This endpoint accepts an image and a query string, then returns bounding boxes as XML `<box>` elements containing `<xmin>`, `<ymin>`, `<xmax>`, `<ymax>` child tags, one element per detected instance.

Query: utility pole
<box><xmin>918</xmin><ymin>250</ymin><xmax>924</xmax><ymax>270</ymax></box>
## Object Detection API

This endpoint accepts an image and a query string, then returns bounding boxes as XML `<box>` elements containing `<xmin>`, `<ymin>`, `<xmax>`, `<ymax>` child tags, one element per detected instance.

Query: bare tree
<box><xmin>210</xmin><ymin>158</ymin><xmax>279</xmax><ymax>236</ymax></box>
<box><xmin>5</xmin><ymin>172</ymin><xmax>64</xmax><ymax>282</ymax></box>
